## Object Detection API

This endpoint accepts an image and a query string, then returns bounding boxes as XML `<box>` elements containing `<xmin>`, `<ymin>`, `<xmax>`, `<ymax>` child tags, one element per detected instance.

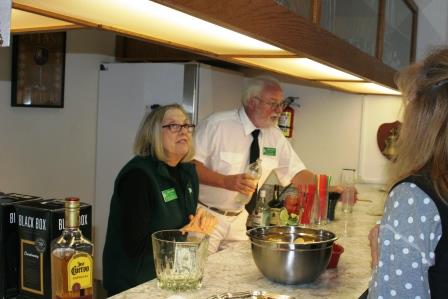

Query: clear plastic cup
<box><xmin>151</xmin><ymin>230</ymin><xmax>209</xmax><ymax>291</ymax></box>
<box><xmin>341</xmin><ymin>186</ymin><xmax>355</xmax><ymax>213</ymax></box>
<box><xmin>340</xmin><ymin>169</ymin><xmax>356</xmax><ymax>213</ymax></box>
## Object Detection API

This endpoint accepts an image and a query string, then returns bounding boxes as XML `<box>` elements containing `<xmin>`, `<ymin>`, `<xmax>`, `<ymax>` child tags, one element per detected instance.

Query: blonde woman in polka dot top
<box><xmin>367</xmin><ymin>48</ymin><xmax>448</xmax><ymax>299</ymax></box>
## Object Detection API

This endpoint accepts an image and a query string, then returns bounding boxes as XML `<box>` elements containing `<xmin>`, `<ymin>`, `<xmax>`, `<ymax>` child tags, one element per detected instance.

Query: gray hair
<box><xmin>242</xmin><ymin>76</ymin><xmax>282</xmax><ymax>106</ymax></box>
<box><xmin>133</xmin><ymin>103</ymin><xmax>195</xmax><ymax>162</ymax></box>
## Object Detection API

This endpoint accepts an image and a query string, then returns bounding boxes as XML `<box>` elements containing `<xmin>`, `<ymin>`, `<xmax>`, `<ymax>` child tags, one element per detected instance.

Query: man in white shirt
<box><xmin>194</xmin><ymin>76</ymin><xmax>315</xmax><ymax>253</ymax></box>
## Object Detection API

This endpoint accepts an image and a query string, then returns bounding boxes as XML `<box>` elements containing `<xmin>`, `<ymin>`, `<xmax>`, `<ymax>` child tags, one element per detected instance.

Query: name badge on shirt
<box><xmin>263</xmin><ymin>147</ymin><xmax>276</xmax><ymax>157</ymax></box>
<box><xmin>162</xmin><ymin>188</ymin><xmax>178</xmax><ymax>202</ymax></box>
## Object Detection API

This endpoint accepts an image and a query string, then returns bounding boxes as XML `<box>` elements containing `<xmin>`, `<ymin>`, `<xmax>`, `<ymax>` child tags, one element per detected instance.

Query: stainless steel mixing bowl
<box><xmin>247</xmin><ymin>226</ymin><xmax>338</xmax><ymax>284</ymax></box>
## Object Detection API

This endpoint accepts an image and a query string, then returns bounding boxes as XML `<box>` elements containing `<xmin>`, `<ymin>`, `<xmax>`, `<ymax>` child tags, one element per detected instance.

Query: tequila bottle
<box><xmin>51</xmin><ymin>198</ymin><xmax>94</xmax><ymax>299</ymax></box>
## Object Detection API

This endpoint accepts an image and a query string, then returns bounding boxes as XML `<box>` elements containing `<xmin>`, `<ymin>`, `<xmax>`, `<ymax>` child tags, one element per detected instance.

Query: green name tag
<box><xmin>263</xmin><ymin>147</ymin><xmax>276</xmax><ymax>156</ymax></box>
<box><xmin>161</xmin><ymin>188</ymin><xmax>178</xmax><ymax>202</ymax></box>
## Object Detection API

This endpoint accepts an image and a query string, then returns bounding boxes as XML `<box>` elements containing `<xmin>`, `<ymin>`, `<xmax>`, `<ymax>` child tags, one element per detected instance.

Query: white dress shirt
<box><xmin>194</xmin><ymin>106</ymin><xmax>306</xmax><ymax>211</ymax></box>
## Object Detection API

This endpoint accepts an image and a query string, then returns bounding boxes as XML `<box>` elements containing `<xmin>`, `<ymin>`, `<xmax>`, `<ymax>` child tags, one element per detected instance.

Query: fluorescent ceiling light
<box><xmin>321</xmin><ymin>81</ymin><xmax>401</xmax><ymax>95</ymax></box>
<box><xmin>11</xmin><ymin>8</ymin><xmax>78</xmax><ymax>32</ymax></box>
<box><xmin>233</xmin><ymin>57</ymin><xmax>363</xmax><ymax>81</ymax></box>
<box><xmin>14</xmin><ymin>0</ymin><xmax>289</xmax><ymax>55</ymax></box>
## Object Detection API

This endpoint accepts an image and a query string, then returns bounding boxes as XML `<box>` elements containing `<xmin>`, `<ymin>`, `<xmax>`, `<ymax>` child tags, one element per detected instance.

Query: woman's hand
<box><xmin>181</xmin><ymin>208</ymin><xmax>218</xmax><ymax>235</ymax></box>
<box><xmin>368</xmin><ymin>224</ymin><xmax>380</xmax><ymax>268</ymax></box>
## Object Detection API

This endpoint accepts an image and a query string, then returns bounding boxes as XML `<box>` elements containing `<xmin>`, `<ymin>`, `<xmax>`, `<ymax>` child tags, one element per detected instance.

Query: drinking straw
<box><xmin>326</xmin><ymin>176</ymin><xmax>332</xmax><ymax>218</ymax></box>
<box><xmin>318</xmin><ymin>175</ymin><xmax>328</xmax><ymax>221</ymax></box>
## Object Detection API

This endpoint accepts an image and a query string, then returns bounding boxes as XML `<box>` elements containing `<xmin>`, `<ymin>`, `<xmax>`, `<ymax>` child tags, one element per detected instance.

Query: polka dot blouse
<box><xmin>368</xmin><ymin>182</ymin><xmax>442</xmax><ymax>299</ymax></box>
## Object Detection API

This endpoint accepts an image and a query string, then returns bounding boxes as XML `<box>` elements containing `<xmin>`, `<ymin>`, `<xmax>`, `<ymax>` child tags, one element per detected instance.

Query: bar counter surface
<box><xmin>110</xmin><ymin>185</ymin><xmax>384</xmax><ymax>299</ymax></box>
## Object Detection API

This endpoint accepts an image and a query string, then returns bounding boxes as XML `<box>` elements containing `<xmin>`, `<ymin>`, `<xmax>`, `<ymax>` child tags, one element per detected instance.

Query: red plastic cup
<box><xmin>327</xmin><ymin>243</ymin><xmax>344</xmax><ymax>269</ymax></box>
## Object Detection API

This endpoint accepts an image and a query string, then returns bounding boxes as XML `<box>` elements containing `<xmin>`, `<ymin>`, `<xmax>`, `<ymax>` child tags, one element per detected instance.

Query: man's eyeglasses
<box><xmin>162</xmin><ymin>123</ymin><xmax>195</xmax><ymax>133</ymax></box>
<box><xmin>255</xmin><ymin>97</ymin><xmax>287</xmax><ymax>110</ymax></box>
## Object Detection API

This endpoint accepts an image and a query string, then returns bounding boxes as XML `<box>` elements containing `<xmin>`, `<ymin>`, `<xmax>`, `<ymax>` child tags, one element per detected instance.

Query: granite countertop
<box><xmin>110</xmin><ymin>185</ymin><xmax>385</xmax><ymax>299</ymax></box>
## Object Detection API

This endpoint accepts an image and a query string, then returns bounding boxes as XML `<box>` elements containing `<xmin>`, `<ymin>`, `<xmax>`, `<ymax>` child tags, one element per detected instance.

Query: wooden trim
<box><xmin>12</xmin><ymin>3</ymin><xmax>100</xmax><ymax>28</ymax></box>
<box><xmin>153</xmin><ymin>0</ymin><xmax>398</xmax><ymax>89</ymax></box>
<box><xmin>103</xmin><ymin>24</ymin><xmax>222</xmax><ymax>58</ymax></box>
<box><xmin>115</xmin><ymin>34</ymin><xmax>126</xmax><ymax>59</ymax></box>
<box><xmin>12</xmin><ymin>24</ymin><xmax>82</xmax><ymax>34</ymax></box>
<box><xmin>376</xmin><ymin>0</ymin><xmax>386</xmax><ymax>60</ymax></box>
<box><xmin>409</xmin><ymin>3</ymin><xmax>418</xmax><ymax>62</ymax></box>
<box><xmin>220</xmin><ymin>54</ymin><xmax>300</xmax><ymax>58</ymax></box>
<box><xmin>404</xmin><ymin>0</ymin><xmax>418</xmax><ymax>13</ymax></box>
<box><xmin>116</xmin><ymin>36</ymin><xmax>221</xmax><ymax>62</ymax></box>
<box><xmin>377</xmin><ymin>0</ymin><xmax>418</xmax><ymax>64</ymax></box>
<box><xmin>311</xmin><ymin>0</ymin><xmax>321</xmax><ymax>24</ymax></box>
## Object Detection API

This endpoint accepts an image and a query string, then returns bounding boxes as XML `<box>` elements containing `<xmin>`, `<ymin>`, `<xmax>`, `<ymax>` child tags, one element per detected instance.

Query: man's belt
<box><xmin>198</xmin><ymin>201</ymin><xmax>243</xmax><ymax>216</ymax></box>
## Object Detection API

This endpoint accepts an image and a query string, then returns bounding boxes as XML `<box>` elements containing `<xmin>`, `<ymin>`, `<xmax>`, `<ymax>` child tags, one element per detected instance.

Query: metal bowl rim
<box><xmin>249</xmin><ymin>240</ymin><xmax>334</xmax><ymax>252</ymax></box>
<box><xmin>247</xmin><ymin>226</ymin><xmax>338</xmax><ymax>246</ymax></box>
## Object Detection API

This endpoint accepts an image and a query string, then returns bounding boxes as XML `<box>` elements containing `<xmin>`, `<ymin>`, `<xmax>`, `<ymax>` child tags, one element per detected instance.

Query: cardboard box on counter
<box><xmin>0</xmin><ymin>193</ymin><xmax>42</xmax><ymax>299</ymax></box>
<box><xmin>15</xmin><ymin>198</ymin><xmax>92</xmax><ymax>299</ymax></box>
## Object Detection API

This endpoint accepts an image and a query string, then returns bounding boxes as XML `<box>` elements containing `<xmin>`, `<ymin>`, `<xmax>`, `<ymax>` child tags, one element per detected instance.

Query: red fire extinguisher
<box><xmin>278</xmin><ymin>97</ymin><xmax>298</xmax><ymax>138</ymax></box>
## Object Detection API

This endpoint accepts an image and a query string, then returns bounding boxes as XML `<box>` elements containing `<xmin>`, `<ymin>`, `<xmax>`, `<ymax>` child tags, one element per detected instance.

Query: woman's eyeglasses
<box><xmin>162</xmin><ymin>123</ymin><xmax>196</xmax><ymax>133</ymax></box>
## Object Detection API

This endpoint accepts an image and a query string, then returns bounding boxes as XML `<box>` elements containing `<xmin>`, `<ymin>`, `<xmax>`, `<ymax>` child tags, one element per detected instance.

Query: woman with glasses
<box><xmin>103</xmin><ymin>103</ymin><xmax>216</xmax><ymax>296</ymax></box>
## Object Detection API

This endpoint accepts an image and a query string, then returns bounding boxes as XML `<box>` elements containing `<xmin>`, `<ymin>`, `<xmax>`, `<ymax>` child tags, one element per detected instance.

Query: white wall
<box><xmin>0</xmin><ymin>29</ymin><xmax>115</xmax><ymax>204</ymax></box>
<box><xmin>283</xmin><ymin>84</ymin><xmax>363</xmax><ymax>184</ymax></box>
<box><xmin>197</xmin><ymin>64</ymin><xmax>244</xmax><ymax>120</ymax></box>
<box><xmin>358</xmin><ymin>96</ymin><xmax>403</xmax><ymax>183</ymax></box>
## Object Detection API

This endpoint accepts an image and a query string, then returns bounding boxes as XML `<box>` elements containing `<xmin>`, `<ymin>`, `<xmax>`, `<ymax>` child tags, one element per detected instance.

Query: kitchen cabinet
<box><xmin>274</xmin><ymin>0</ymin><xmax>312</xmax><ymax>19</ymax></box>
<box><xmin>269</xmin><ymin>0</ymin><xmax>417</xmax><ymax>71</ymax></box>
<box><xmin>382</xmin><ymin>0</ymin><xmax>415</xmax><ymax>70</ymax></box>
<box><xmin>320</xmin><ymin>0</ymin><xmax>379</xmax><ymax>57</ymax></box>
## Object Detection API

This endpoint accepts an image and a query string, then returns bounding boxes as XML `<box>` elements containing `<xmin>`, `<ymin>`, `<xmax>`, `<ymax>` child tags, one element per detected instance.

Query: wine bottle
<box><xmin>269</xmin><ymin>185</ymin><xmax>283</xmax><ymax>225</ymax></box>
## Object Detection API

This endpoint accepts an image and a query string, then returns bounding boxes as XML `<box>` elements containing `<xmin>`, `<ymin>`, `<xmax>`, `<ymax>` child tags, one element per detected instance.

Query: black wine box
<box><xmin>0</xmin><ymin>193</ymin><xmax>41</xmax><ymax>299</ymax></box>
<box><xmin>15</xmin><ymin>198</ymin><xmax>92</xmax><ymax>299</ymax></box>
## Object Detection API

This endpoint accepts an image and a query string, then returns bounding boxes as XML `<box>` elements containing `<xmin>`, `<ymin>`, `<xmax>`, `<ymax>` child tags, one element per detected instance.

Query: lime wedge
<box><xmin>287</xmin><ymin>217</ymin><xmax>299</xmax><ymax>226</ymax></box>
<box><xmin>279</xmin><ymin>208</ymin><xmax>289</xmax><ymax>225</ymax></box>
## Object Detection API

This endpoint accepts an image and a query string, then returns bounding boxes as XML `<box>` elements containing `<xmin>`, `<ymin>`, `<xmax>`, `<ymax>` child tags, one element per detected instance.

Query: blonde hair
<box><xmin>242</xmin><ymin>76</ymin><xmax>282</xmax><ymax>106</ymax></box>
<box><xmin>391</xmin><ymin>47</ymin><xmax>448</xmax><ymax>202</ymax></box>
<box><xmin>133</xmin><ymin>104</ymin><xmax>195</xmax><ymax>163</ymax></box>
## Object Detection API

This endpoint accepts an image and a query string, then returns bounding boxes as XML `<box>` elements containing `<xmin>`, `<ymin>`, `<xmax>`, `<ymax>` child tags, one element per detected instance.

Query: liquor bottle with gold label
<box><xmin>51</xmin><ymin>197</ymin><xmax>94</xmax><ymax>299</ymax></box>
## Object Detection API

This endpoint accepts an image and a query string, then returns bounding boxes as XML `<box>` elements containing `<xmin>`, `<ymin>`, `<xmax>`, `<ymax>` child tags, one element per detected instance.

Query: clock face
<box><xmin>12</xmin><ymin>32</ymin><xmax>66</xmax><ymax>107</ymax></box>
